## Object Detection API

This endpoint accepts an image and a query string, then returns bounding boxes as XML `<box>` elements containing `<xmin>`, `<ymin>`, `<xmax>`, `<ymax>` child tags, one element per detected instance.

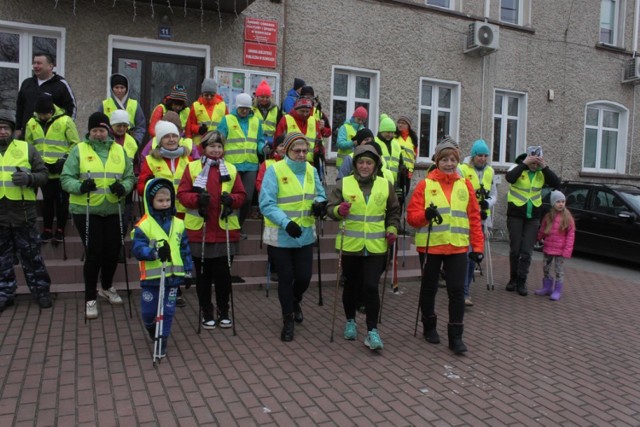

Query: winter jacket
<box><xmin>537</xmin><ymin>213</ymin><xmax>575</xmax><ymax>258</ymax></box>
<box><xmin>407</xmin><ymin>168</ymin><xmax>484</xmax><ymax>254</ymax></box>
<box><xmin>336</xmin><ymin>118</ymin><xmax>363</xmax><ymax>152</ymax></box>
<box><xmin>216</xmin><ymin>108</ymin><xmax>265</xmax><ymax>172</ymax></box>
<box><xmin>131</xmin><ymin>178</ymin><xmax>193</xmax><ymax>287</ymax></box>
<box><xmin>282</xmin><ymin>88</ymin><xmax>299</xmax><ymax>114</ymax></box>
<box><xmin>16</xmin><ymin>73</ymin><xmax>77</xmax><ymax>132</ymax></box>
<box><xmin>60</xmin><ymin>137</ymin><xmax>136</xmax><ymax>217</ymax></box>
<box><xmin>98</xmin><ymin>74</ymin><xmax>147</xmax><ymax>144</ymax></box>
<box><xmin>258</xmin><ymin>156</ymin><xmax>327</xmax><ymax>248</ymax></box>
<box><xmin>505</xmin><ymin>155</ymin><xmax>560</xmax><ymax>220</ymax></box>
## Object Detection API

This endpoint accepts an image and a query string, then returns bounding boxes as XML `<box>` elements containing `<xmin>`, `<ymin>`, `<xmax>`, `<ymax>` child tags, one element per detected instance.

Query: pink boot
<box><xmin>550</xmin><ymin>281</ymin><xmax>563</xmax><ymax>301</ymax></box>
<box><xmin>534</xmin><ymin>278</ymin><xmax>553</xmax><ymax>296</ymax></box>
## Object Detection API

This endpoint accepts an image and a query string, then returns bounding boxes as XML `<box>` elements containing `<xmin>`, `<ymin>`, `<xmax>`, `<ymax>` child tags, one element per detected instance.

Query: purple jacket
<box><xmin>537</xmin><ymin>213</ymin><xmax>575</xmax><ymax>258</ymax></box>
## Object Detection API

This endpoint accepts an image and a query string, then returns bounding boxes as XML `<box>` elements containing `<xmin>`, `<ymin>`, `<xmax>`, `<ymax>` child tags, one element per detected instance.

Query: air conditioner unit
<box><xmin>464</xmin><ymin>21</ymin><xmax>500</xmax><ymax>56</ymax></box>
<box><xmin>622</xmin><ymin>57</ymin><xmax>640</xmax><ymax>84</ymax></box>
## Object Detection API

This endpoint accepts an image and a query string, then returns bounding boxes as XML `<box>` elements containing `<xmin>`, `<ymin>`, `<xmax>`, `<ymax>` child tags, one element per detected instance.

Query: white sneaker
<box><xmin>98</xmin><ymin>287</ymin><xmax>123</xmax><ymax>305</ymax></box>
<box><xmin>86</xmin><ymin>300</ymin><xmax>98</xmax><ymax>319</ymax></box>
<box><xmin>201</xmin><ymin>319</ymin><xmax>217</xmax><ymax>330</ymax></box>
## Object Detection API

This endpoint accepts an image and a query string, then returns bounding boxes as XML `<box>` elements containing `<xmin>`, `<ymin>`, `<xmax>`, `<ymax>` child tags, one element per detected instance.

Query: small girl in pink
<box><xmin>534</xmin><ymin>190</ymin><xmax>575</xmax><ymax>300</ymax></box>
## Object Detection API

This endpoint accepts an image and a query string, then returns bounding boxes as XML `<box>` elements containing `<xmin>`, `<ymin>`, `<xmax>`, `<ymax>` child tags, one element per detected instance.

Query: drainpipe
<box><xmin>484</xmin><ymin>0</ymin><xmax>490</xmax><ymax>20</ymax></box>
<box><xmin>280</xmin><ymin>0</ymin><xmax>288</xmax><ymax>104</ymax></box>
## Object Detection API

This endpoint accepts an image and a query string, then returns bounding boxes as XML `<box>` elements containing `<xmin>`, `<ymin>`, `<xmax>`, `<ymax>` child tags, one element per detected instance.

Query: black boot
<box><xmin>281</xmin><ymin>314</ymin><xmax>295</xmax><ymax>342</ymax></box>
<box><xmin>293</xmin><ymin>300</ymin><xmax>303</xmax><ymax>324</ymax></box>
<box><xmin>505</xmin><ymin>273</ymin><xmax>517</xmax><ymax>292</ymax></box>
<box><xmin>422</xmin><ymin>315</ymin><xmax>440</xmax><ymax>344</ymax></box>
<box><xmin>146</xmin><ymin>325</ymin><xmax>156</xmax><ymax>340</ymax></box>
<box><xmin>447</xmin><ymin>323</ymin><xmax>467</xmax><ymax>354</ymax></box>
<box><xmin>35</xmin><ymin>288</ymin><xmax>53</xmax><ymax>309</ymax></box>
<box><xmin>516</xmin><ymin>276</ymin><xmax>528</xmax><ymax>296</ymax></box>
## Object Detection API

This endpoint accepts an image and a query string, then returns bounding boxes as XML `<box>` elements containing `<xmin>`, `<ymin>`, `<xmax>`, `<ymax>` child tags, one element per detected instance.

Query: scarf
<box><xmin>159</xmin><ymin>146</ymin><xmax>186</xmax><ymax>159</ymax></box>
<box><xmin>193</xmin><ymin>157</ymin><xmax>231</xmax><ymax>190</ymax></box>
<box><xmin>399</xmin><ymin>129</ymin><xmax>410</xmax><ymax>139</ymax></box>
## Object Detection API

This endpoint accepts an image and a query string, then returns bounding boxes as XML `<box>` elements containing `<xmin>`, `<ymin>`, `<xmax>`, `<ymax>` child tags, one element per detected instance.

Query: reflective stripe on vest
<box><xmin>192</xmin><ymin>101</ymin><xmax>227</xmax><ymax>145</ymax></box>
<box><xmin>103</xmin><ymin>98</ymin><xmax>138</xmax><ymax>126</ymax></box>
<box><xmin>460</xmin><ymin>164</ymin><xmax>494</xmax><ymax>217</ymax></box>
<box><xmin>69</xmin><ymin>142</ymin><xmax>126</xmax><ymax>207</ymax></box>
<box><xmin>0</xmin><ymin>140</ymin><xmax>36</xmax><ymax>201</ymax></box>
<box><xmin>375</xmin><ymin>137</ymin><xmax>402</xmax><ymax>180</ymax></box>
<box><xmin>135</xmin><ymin>214</ymin><xmax>186</xmax><ymax>280</ymax></box>
<box><xmin>414</xmin><ymin>178</ymin><xmax>470</xmax><ymax>248</ymax></box>
<box><xmin>224</xmin><ymin>115</ymin><xmax>259</xmax><ymax>165</ymax></box>
<box><xmin>284</xmin><ymin>114</ymin><xmax>317</xmax><ymax>162</ymax></box>
<box><xmin>264</xmin><ymin>161</ymin><xmax>316</xmax><ymax>231</ymax></box>
<box><xmin>253</xmin><ymin>105</ymin><xmax>278</xmax><ymax>137</ymax></box>
<box><xmin>145</xmin><ymin>154</ymin><xmax>190</xmax><ymax>212</ymax></box>
<box><xmin>26</xmin><ymin>112</ymin><xmax>73</xmax><ymax>165</ymax></box>
<box><xmin>337</xmin><ymin>122</ymin><xmax>357</xmax><ymax>167</ymax></box>
<box><xmin>396</xmin><ymin>137</ymin><xmax>416</xmax><ymax>172</ymax></box>
<box><xmin>336</xmin><ymin>175</ymin><xmax>388</xmax><ymax>254</ymax></box>
<box><xmin>507</xmin><ymin>170</ymin><xmax>544</xmax><ymax>207</ymax></box>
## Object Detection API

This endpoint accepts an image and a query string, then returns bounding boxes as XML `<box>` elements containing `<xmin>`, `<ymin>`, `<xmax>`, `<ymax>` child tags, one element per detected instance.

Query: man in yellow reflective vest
<box><xmin>185</xmin><ymin>78</ymin><xmax>228</xmax><ymax>146</ymax></box>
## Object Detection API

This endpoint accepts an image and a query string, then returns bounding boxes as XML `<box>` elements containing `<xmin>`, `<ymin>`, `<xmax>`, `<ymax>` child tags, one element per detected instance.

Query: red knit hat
<box><xmin>255</xmin><ymin>80</ymin><xmax>272</xmax><ymax>97</ymax></box>
<box><xmin>353</xmin><ymin>106</ymin><xmax>368</xmax><ymax>120</ymax></box>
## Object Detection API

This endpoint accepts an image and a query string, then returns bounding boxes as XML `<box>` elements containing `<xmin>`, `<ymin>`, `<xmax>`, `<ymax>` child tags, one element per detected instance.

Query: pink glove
<box><xmin>338</xmin><ymin>202</ymin><xmax>351</xmax><ymax>217</ymax></box>
<box><xmin>386</xmin><ymin>232</ymin><xmax>397</xmax><ymax>246</ymax></box>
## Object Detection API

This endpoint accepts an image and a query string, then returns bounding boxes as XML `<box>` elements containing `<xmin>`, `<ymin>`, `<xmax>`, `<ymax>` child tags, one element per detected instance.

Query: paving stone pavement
<box><xmin>1</xmin><ymin>250</ymin><xmax>640</xmax><ymax>426</ymax></box>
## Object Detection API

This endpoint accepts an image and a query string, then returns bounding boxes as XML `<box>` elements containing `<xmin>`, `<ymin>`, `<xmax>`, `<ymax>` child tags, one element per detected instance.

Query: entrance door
<box><xmin>112</xmin><ymin>49</ymin><xmax>205</xmax><ymax>123</ymax></box>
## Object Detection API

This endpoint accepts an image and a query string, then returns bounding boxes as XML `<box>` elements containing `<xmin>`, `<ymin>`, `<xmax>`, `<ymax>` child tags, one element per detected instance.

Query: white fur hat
<box><xmin>155</xmin><ymin>120</ymin><xmax>179</xmax><ymax>142</ymax></box>
<box><xmin>110</xmin><ymin>110</ymin><xmax>130</xmax><ymax>126</ymax></box>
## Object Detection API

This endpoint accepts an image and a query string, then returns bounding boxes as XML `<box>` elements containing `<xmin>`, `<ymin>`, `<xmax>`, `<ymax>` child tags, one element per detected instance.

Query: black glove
<box><xmin>425</xmin><ymin>205</ymin><xmax>442</xmax><ymax>224</ymax></box>
<box><xmin>183</xmin><ymin>273</ymin><xmax>194</xmax><ymax>290</ymax></box>
<box><xmin>311</xmin><ymin>201</ymin><xmax>327</xmax><ymax>218</ymax></box>
<box><xmin>220</xmin><ymin>191</ymin><xmax>233</xmax><ymax>208</ymax></box>
<box><xmin>468</xmin><ymin>252</ymin><xmax>484</xmax><ymax>264</ymax></box>
<box><xmin>285</xmin><ymin>221</ymin><xmax>302</xmax><ymax>238</ymax></box>
<box><xmin>480</xmin><ymin>210</ymin><xmax>488</xmax><ymax>220</ymax></box>
<box><xmin>80</xmin><ymin>178</ymin><xmax>97</xmax><ymax>194</ymax></box>
<box><xmin>198</xmin><ymin>192</ymin><xmax>211</xmax><ymax>208</ymax></box>
<box><xmin>198</xmin><ymin>124</ymin><xmax>209</xmax><ymax>136</ymax></box>
<box><xmin>220</xmin><ymin>204</ymin><xmax>233</xmax><ymax>220</ymax></box>
<box><xmin>109</xmin><ymin>181</ymin><xmax>126</xmax><ymax>198</ymax></box>
<box><xmin>198</xmin><ymin>206</ymin><xmax>209</xmax><ymax>221</ymax></box>
<box><xmin>479</xmin><ymin>200</ymin><xmax>489</xmax><ymax>210</ymax></box>
<box><xmin>46</xmin><ymin>158</ymin><xmax>66</xmax><ymax>175</ymax></box>
<box><xmin>12</xmin><ymin>169</ymin><xmax>31</xmax><ymax>187</ymax></box>
<box><xmin>157</xmin><ymin>240</ymin><xmax>171</xmax><ymax>262</ymax></box>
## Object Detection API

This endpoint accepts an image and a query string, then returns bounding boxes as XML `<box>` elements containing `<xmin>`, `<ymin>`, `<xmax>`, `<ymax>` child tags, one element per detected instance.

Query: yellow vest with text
<box><xmin>224</xmin><ymin>115</ymin><xmax>260</xmax><ymax>165</ymax></box>
<box><xmin>135</xmin><ymin>214</ymin><xmax>186</xmax><ymax>280</ymax></box>
<box><xmin>397</xmin><ymin>136</ymin><xmax>415</xmax><ymax>173</ymax></box>
<box><xmin>192</xmin><ymin>100</ymin><xmax>227</xmax><ymax>145</ymax></box>
<box><xmin>414</xmin><ymin>178</ymin><xmax>470</xmax><ymax>248</ymax></box>
<box><xmin>0</xmin><ymin>140</ymin><xmax>36</xmax><ymax>201</ymax></box>
<box><xmin>336</xmin><ymin>175</ymin><xmax>388</xmax><ymax>254</ymax></box>
<box><xmin>284</xmin><ymin>114</ymin><xmax>317</xmax><ymax>162</ymax></box>
<box><xmin>102</xmin><ymin>98</ymin><xmax>138</xmax><ymax>126</ymax></box>
<box><xmin>264</xmin><ymin>161</ymin><xmax>316</xmax><ymax>231</ymax></box>
<box><xmin>145</xmin><ymin>154</ymin><xmax>190</xmax><ymax>213</ymax></box>
<box><xmin>460</xmin><ymin>163</ymin><xmax>494</xmax><ymax>217</ymax></box>
<box><xmin>183</xmin><ymin>160</ymin><xmax>240</xmax><ymax>231</ymax></box>
<box><xmin>119</xmin><ymin>133</ymin><xmax>138</xmax><ymax>160</ymax></box>
<box><xmin>69</xmin><ymin>142</ymin><xmax>126</xmax><ymax>207</ymax></box>
<box><xmin>253</xmin><ymin>105</ymin><xmax>279</xmax><ymax>138</ymax></box>
<box><xmin>507</xmin><ymin>170</ymin><xmax>545</xmax><ymax>207</ymax></box>
<box><xmin>375</xmin><ymin>137</ymin><xmax>402</xmax><ymax>182</ymax></box>
<box><xmin>25</xmin><ymin>110</ymin><xmax>76</xmax><ymax>178</ymax></box>
<box><xmin>337</xmin><ymin>122</ymin><xmax>357</xmax><ymax>167</ymax></box>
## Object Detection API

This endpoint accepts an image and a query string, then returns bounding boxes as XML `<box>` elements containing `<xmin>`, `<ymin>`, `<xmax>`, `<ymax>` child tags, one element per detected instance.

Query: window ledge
<box><xmin>596</xmin><ymin>43</ymin><xmax>634</xmax><ymax>56</ymax></box>
<box><xmin>579</xmin><ymin>171</ymin><xmax>640</xmax><ymax>180</ymax></box>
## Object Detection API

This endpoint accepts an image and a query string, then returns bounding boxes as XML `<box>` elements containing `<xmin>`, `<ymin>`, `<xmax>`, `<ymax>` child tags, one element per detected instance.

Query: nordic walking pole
<box><xmin>392</xmin><ymin>240</ymin><xmax>399</xmax><ymax>293</ymax></box>
<box><xmin>84</xmin><ymin>171</ymin><xmax>91</xmax><ymax>324</ymax></box>
<box><xmin>329</xmin><ymin>220</ymin><xmax>346</xmax><ymax>343</ymax></box>
<box><xmin>378</xmin><ymin>241</ymin><xmax>394</xmax><ymax>324</ymax></box>
<box><xmin>153</xmin><ymin>259</ymin><xmax>167</xmax><ymax>366</ymax></box>
<box><xmin>316</xmin><ymin>218</ymin><xmax>323</xmax><ymax>306</ymax></box>
<box><xmin>197</xmin><ymin>206</ymin><xmax>207</xmax><ymax>335</ymax></box>
<box><xmin>117</xmin><ymin>186</ymin><xmax>132</xmax><ymax>318</ymax></box>
<box><xmin>485</xmin><ymin>222</ymin><xmax>494</xmax><ymax>291</ymax></box>
<box><xmin>265</xmin><ymin>260</ymin><xmax>270</xmax><ymax>298</ymax></box>
<box><xmin>225</xmin><ymin>216</ymin><xmax>236</xmax><ymax>336</ymax></box>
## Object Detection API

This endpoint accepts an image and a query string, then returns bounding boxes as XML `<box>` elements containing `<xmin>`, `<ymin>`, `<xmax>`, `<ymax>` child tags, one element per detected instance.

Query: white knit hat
<box><xmin>110</xmin><ymin>110</ymin><xmax>130</xmax><ymax>126</ymax></box>
<box><xmin>550</xmin><ymin>190</ymin><xmax>565</xmax><ymax>206</ymax></box>
<box><xmin>236</xmin><ymin>93</ymin><xmax>252</xmax><ymax>108</ymax></box>
<box><xmin>155</xmin><ymin>120</ymin><xmax>179</xmax><ymax>142</ymax></box>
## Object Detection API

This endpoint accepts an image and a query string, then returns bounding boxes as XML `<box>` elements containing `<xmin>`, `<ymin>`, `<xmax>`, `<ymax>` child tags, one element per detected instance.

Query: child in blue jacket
<box><xmin>131</xmin><ymin>177</ymin><xmax>194</xmax><ymax>358</ymax></box>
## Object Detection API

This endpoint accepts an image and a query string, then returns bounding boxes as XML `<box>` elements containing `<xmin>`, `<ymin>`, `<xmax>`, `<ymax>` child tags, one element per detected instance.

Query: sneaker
<box><xmin>343</xmin><ymin>319</ymin><xmax>357</xmax><ymax>340</ymax></box>
<box><xmin>37</xmin><ymin>295</ymin><xmax>53</xmax><ymax>309</ymax></box>
<box><xmin>53</xmin><ymin>229</ymin><xmax>64</xmax><ymax>243</ymax></box>
<box><xmin>201</xmin><ymin>318</ymin><xmax>217</xmax><ymax>330</ymax></box>
<box><xmin>217</xmin><ymin>315</ymin><xmax>233</xmax><ymax>329</ymax></box>
<box><xmin>175</xmin><ymin>296</ymin><xmax>186</xmax><ymax>308</ymax></box>
<box><xmin>464</xmin><ymin>297</ymin><xmax>474</xmax><ymax>307</ymax></box>
<box><xmin>40</xmin><ymin>229</ymin><xmax>53</xmax><ymax>243</ymax></box>
<box><xmin>240</xmin><ymin>233</ymin><xmax>248</xmax><ymax>240</ymax></box>
<box><xmin>86</xmin><ymin>300</ymin><xmax>98</xmax><ymax>319</ymax></box>
<box><xmin>98</xmin><ymin>287</ymin><xmax>123</xmax><ymax>305</ymax></box>
<box><xmin>364</xmin><ymin>329</ymin><xmax>384</xmax><ymax>350</ymax></box>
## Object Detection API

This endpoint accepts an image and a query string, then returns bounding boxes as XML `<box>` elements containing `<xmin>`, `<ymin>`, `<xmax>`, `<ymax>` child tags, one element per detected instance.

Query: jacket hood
<box><xmin>143</xmin><ymin>177</ymin><xmax>177</xmax><ymax>218</ymax></box>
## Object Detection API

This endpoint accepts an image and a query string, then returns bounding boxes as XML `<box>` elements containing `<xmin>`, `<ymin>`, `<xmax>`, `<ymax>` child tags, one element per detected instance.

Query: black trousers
<box><xmin>342</xmin><ymin>254</ymin><xmax>386</xmax><ymax>331</ymax></box>
<box><xmin>73</xmin><ymin>214</ymin><xmax>122</xmax><ymax>301</ymax></box>
<box><xmin>507</xmin><ymin>216</ymin><xmax>540</xmax><ymax>280</ymax></box>
<box><xmin>268</xmin><ymin>244</ymin><xmax>313</xmax><ymax>316</ymax></box>
<box><xmin>193</xmin><ymin>256</ymin><xmax>231</xmax><ymax>320</ymax></box>
<box><xmin>420</xmin><ymin>252</ymin><xmax>466</xmax><ymax>324</ymax></box>
<box><xmin>41</xmin><ymin>178</ymin><xmax>69</xmax><ymax>231</ymax></box>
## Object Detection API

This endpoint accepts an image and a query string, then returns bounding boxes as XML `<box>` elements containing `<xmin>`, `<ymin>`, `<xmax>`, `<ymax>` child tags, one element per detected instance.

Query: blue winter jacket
<box><xmin>282</xmin><ymin>88</ymin><xmax>299</xmax><ymax>114</ymax></box>
<box><xmin>336</xmin><ymin>118</ymin><xmax>363</xmax><ymax>151</ymax></box>
<box><xmin>216</xmin><ymin>108</ymin><xmax>265</xmax><ymax>173</ymax></box>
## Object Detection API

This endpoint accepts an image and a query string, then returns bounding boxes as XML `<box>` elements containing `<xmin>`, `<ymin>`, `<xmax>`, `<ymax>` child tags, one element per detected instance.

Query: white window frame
<box><xmin>418</xmin><ymin>78</ymin><xmax>461</xmax><ymax>164</ymax></box>
<box><xmin>425</xmin><ymin>0</ymin><xmax>457</xmax><ymax>11</ymax></box>
<box><xmin>0</xmin><ymin>20</ymin><xmax>66</xmax><ymax>85</ymax></box>
<box><xmin>213</xmin><ymin>66</ymin><xmax>280</xmax><ymax>111</ymax></box>
<box><xmin>600</xmin><ymin>0</ymin><xmax>625</xmax><ymax>47</ymax></box>
<box><xmin>582</xmin><ymin>101</ymin><xmax>628</xmax><ymax>174</ymax></box>
<box><xmin>492</xmin><ymin>89</ymin><xmax>528</xmax><ymax>165</ymax></box>
<box><xmin>329</xmin><ymin>66</ymin><xmax>380</xmax><ymax>160</ymax></box>
<box><xmin>499</xmin><ymin>0</ymin><xmax>531</xmax><ymax>26</ymax></box>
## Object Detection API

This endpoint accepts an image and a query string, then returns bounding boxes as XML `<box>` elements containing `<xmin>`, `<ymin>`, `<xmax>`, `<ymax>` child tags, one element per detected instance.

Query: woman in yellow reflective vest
<box><xmin>258</xmin><ymin>132</ymin><xmax>327</xmax><ymax>342</ymax></box>
<box><xmin>407</xmin><ymin>141</ymin><xmax>484</xmax><ymax>354</ymax></box>
<box><xmin>177</xmin><ymin>131</ymin><xmax>246</xmax><ymax>330</ymax></box>
<box><xmin>98</xmin><ymin>73</ymin><xmax>147</xmax><ymax>145</ymax></box>
<box><xmin>327</xmin><ymin>145</ymin><xmax>401</xmax><ymax>351</ymax></box>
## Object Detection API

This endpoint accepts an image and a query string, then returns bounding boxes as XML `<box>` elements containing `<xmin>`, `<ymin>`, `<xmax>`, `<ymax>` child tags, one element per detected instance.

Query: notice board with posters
<box><xmin>214</xmin><ymin>67</ymin><xmax>280</xmax><ymax>111</ymax></box>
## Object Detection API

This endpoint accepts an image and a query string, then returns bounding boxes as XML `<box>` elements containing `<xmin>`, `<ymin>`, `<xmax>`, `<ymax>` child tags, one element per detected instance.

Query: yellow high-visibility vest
<box><xmin>508</xmin><ymin>170</ymin><xmax>544</xmax><ymax>207</ymax></box>
<box><xmin>69</xmin><ymin>142</ymin><xmax>126</xmax><ymax>207</ymax></box>
<box><xmin>145</xmin><ymin>154</ymin><xmax>190</xmax><ymax>213</ymax></box>
<box><xmin>102</xmin><ymin>98</ymin><xmax>138</xmax><ymax>126</ymax></box>
<box><xmin>284</xmin><ymin>114</ymin><xmax>317</xmax><ymax>163</ymax></box>
<box><xmin>375</xmin><ymin>136</ymin><xmax>402</xmax><ymax>182</ymax></box>
<box><xmin>192</xmin><ymin>100</ymin><xmax>227</xmax><ymax>145</ymax></box>
<box><xmin>460</xmin><ymin>164</ymin><xmax>494</xmax><ymax>217</ymax></box>
<box><xmin>0</xmin><ymin>140</ymin><xmax>36</xmax><ymax>201</ymax></box>
<box><xmin>224</xmin><ymin>115</ymin><xmax>260</xmax><ymax>165</ymax></box>
<box><xmin>264</xmin><ymin>160</ymin><xmax>316</xmax><ymax>232</ymax></box>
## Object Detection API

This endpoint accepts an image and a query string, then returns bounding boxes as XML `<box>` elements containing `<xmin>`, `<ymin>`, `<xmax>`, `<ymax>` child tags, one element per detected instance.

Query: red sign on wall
<box><xmin>243</xmin><ymin>42</ymin><xmax>277</xmax><ymax>69</ymax></box>
<box><xmin>244</xmin><ymin>17</ymin><xmax>278</xmax><ymax>44</ymax></box>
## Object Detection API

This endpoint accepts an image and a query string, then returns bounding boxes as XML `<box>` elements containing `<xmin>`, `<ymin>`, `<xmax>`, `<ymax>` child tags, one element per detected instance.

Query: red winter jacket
<box><xmin>537</xmin><ymin>212</ymin><xmax>575</xmax><ymax>258</ymax></box>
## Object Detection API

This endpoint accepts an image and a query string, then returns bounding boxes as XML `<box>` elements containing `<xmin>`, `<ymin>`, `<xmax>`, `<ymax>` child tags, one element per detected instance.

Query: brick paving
<box><xmin>1</xmin><ymin>251</ymin><xmax>640</xmax><ymax>426</ymax></box>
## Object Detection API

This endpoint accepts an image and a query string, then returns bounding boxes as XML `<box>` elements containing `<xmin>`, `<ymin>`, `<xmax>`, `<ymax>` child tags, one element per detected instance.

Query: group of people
<box><xmin>0</xmin><ymin>54</ymin><xmax>577</xmax><ymax>358</ymax></box>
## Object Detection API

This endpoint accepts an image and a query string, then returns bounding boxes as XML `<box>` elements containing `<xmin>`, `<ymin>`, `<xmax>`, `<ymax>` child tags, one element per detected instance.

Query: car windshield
<box><xmin>617</xmin><ymin>190</ymin><xmax>640</xmax><ymax>213</ymax></box>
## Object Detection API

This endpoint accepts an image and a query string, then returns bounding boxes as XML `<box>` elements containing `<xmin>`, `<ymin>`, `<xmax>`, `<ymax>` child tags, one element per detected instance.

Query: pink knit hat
<box><xmin>353</xmin><ymin>106</ymin><xmax>368</xmax><ymax>120</ymax></box>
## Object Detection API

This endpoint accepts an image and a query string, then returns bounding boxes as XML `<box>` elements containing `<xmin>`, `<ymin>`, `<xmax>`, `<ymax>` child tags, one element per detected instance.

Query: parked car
<box><xmin>541</xmin><ymin>181</ymin><xmax>640</xmax><ymax>264</ymax></box>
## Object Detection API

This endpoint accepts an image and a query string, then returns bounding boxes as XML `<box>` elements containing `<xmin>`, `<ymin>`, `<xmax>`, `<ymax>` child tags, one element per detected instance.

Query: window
<box><xmin>426</xmin><ymin>0</ymin><xmax>453</xmax><ymax>9</ymax></box>
<box><xmin>0</xmin><ymin>21</ymin><xmax>65</xmax><ymax>110</ymax></box>
<box><xmin>330</xmin><ymin>67</ymin><xmax>379</xmax><ymax>157</ymax></box>
<box><xmin>418</xmin><ymin>79</ymin><xmax>460</xmax><ymax>161</ymax></box>
<box><xmin>214</xmin><ymin>67</ymin><xmax>280</xmax><ymax>111</ymax></box>
<box><xmin>500</xmin><ymin>0</ymin><xmax>531</xmax><ymax>26</ymax></box>
<box><xmin>600</xmin><ymin>0</ymin><xmax>625</xmax><ymax>46</ymax></box>
<box><xmin>493</xmin><ymin>90</ymin><xmax>527</xmax><ymax>164</ymax></box>
<box><xmin>583</xmin><ymin>102</ymin><xmax>628</xmax><ymax>173</ymax></box>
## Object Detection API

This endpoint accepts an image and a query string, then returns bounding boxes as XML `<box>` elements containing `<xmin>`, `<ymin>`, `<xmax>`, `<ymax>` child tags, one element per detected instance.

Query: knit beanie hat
<box><xmin>434</xmin><ymin>140</ymin><xmax>460</xmax><ymax>163</ymax></box>
<box><xmin>293</xmin><ymin>78</ymin><xmax>305</xmax><ymax>90</ymax></box>
<box><xmin>397</xmin><ymin>115</ymin><xmax>412</xmax><ymax>127</ymax></box>
<box><xmin>255</xmin><ymin>80</ymin><xmax>272</xmax><ymax>97</ymax></box>
<box><xmin>300</xmin><ymin>86</ymin><xmax>315</xmax><ymax>97</ymax></box>
<box><xmin>294</xmin><ymin>98</ymin><xmax>313</xmax><ymax>110</ymax></box>
<box><xmin>169</xmin><ymin>84</ymin><xmax>188</xmax><ymax>103</ymax></box>
<box><xmin>550</xmin><ymin>190</ymin><xmax>565</xmax><ymax>206</ymax></box>
<box><xmin>283</xmin><ymin>132</ymin><xmax>308</xmax><ymax>155</ymax></box>
<box><xmin>110</xmin><ymin>73</ymin><xmax>128</xmax><ymax>89</ymax></box>
<box><xmin>471</xmin><ymin>139</ymin><xmax>490</xmax><ymax>157</ymax></box>
<box><xmin>236</xmin><ymin>93</ymin><xmax>252</xmax><ymax>108</ymax></box>
<box><xmin>353</xmin><ymin>128</ymin><xmax>374</xmax><ymax>144</ymax></box>
<box><xmin>378</xmin><ymin>115</ymin><xmax>396</xmax><ymax>133</ymax></box>
<box><xmin>353</xmin><ymin>106</ymin><xmax>368</xmax><ymax>120</ymax></box>
<box><xmin>88</xmin><ymin>112</ymin><xmax>111</xmax><ymax>132</ymax></box>
<box><xmin>148</xmin><ymin>178</ymin><xmax>173</xmax><ymax>199</ymax></box>
<box><xmin>439</xmin><ymin>135</ymin><xmax>459</xmax><ymax>149</ymax></box>
<box><xmin>155</xmin><ymin>120</ymin><xmax>180</xmax><ymax>143</ymax></box>
<box><xmin>201</xmin><ymin>78</ymin><xmax>217</xmax><ymax>94</ymax></box>
<box><xmin>110</xmin><ymin>109</ymin><xmax>130</xmax><ymax>126</ymax></box>
<box><xmin>34</xmin><ymin>93</ymin><xmax>54</xmax><ymax>114</ymax></box>
<box><xmin>0</xmin><ymin>109</ymin><xmax>16</xmax><ymax>131</ymax></box>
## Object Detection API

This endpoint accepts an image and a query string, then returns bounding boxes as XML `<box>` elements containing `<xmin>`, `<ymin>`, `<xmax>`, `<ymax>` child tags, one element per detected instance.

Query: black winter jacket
<box><xmin>16</xmin><ymin>73</ymin><xmax>76</xmax><ymax>131</ymax></box>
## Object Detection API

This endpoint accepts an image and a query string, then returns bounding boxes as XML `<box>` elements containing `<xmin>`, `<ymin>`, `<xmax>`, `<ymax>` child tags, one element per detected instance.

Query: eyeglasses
<box><xmin>291</xmin><ymin>149</ymin><xmax>308</xmax><ymax>154</ymax></box>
